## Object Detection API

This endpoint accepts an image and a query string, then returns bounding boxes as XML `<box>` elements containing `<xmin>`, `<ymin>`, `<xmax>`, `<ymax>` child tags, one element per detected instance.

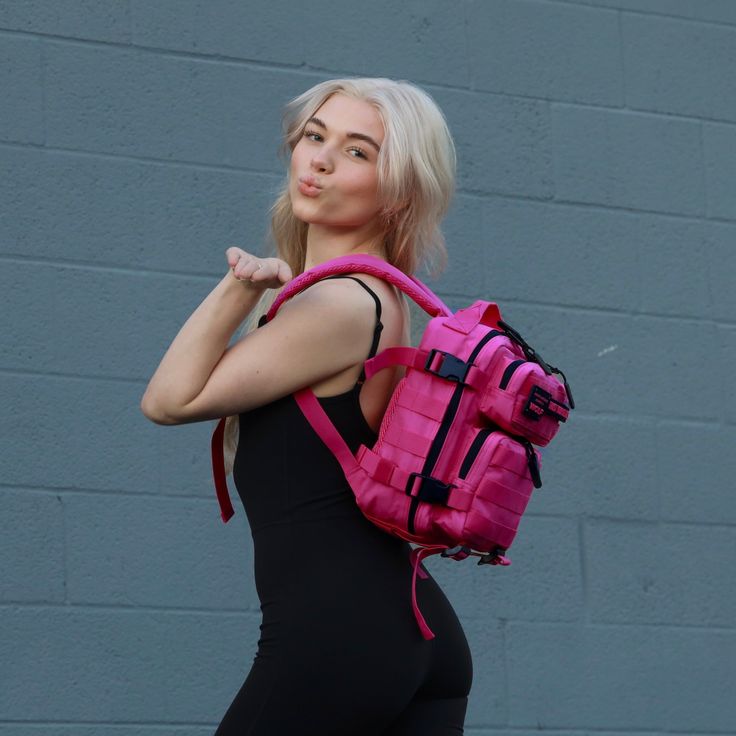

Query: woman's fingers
<box><xmin>225</xmin><ymin>246</ymin><xmax>250</xmax><ymax>269</ymax></box>
<box><xmin>276</xmin><ymin>259</ymin><xmax>293</xmax><ymax>284</ymax></box>
<box><xmin>250</xmin><ymin>258</ymin><xmax>293</xmax><ymax>286</ymax></box>
<box><xmin>225</xmin><ymin>249</ymin><xmax>292</xmax><ymax>289</ymax></box>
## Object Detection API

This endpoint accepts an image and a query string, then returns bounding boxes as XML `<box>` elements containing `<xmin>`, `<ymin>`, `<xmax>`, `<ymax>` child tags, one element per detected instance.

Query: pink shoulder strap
<box><xmin>266</xmin><ymin>253</ymin><xmax>452</xmax><ymax>321</ymax></box>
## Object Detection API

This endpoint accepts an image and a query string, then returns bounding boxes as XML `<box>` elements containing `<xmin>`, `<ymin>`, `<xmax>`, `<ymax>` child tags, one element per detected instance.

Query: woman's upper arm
<box><xmin>167</xmin><ymin>278</ymin><xmax>378</xmax><ymax>424</ymax></box>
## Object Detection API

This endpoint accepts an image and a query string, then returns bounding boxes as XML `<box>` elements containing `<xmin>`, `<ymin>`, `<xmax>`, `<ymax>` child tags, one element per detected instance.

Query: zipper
<box><xmin>407</xmin><ymin>329</ymin><xmax>504</xmax><ymax>533</ymax></box>
<box><xmin>499</xmin><ymin>359</ymin><xmax>525</xmax><ymax>390</ymax></box>
<box><xmin>459</xmin><ymin>426</ymin><xmax>542</xmax><ymax>489</ymax></box>
<box><xmin>458</xmin><ymin>428</ymin><xmax>494</xmax><ymax>479</ymax></box>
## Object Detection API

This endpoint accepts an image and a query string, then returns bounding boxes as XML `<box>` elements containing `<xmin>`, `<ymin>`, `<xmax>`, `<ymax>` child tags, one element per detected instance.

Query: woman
<box><xmin>141</xmin><ymin>77</ymin><xmax>473</xmax><ymax>735</ymax></box>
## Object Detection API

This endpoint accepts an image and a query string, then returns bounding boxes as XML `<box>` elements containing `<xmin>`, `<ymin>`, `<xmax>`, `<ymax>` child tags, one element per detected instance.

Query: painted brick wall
<box><xmin>1</xmin><ymin>1</ymin><xmax>734</xmax><ymax>734</ymax></box>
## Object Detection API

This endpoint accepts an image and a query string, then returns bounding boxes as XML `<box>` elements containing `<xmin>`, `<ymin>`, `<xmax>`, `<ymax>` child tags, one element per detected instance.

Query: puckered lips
<box><xmin>297</xmin><ymin>175</ymin><xmax>323</xmax><ymax>197</ymax></box>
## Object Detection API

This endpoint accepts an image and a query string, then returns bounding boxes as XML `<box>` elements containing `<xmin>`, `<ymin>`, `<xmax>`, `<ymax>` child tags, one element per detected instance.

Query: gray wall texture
<box><xmin>1</xmin><ymin>0</ymin><xmax>735</xmax><ymax>734</ymax></box>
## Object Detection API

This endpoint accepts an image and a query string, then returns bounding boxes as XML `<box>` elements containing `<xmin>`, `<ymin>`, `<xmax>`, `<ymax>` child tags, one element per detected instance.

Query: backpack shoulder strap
<box><xmin>266</xmin><ymin>253</ymin><xmax>452</xmax><ymax>322</ymax></box>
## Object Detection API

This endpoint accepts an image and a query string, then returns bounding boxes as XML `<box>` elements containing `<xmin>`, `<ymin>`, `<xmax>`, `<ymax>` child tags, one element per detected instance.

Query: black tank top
<box><xmin>234</xmin><ymin>275</ymin><xmax>384</xmax><ymax>535</ymax></box>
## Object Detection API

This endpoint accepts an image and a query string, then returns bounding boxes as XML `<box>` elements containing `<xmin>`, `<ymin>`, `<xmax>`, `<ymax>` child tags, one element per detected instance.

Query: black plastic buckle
<box><xmin>406</xmin><ymin>473</ymin><xmax>452</xmax><ymax>504</ymax></box>
<box><xmin>477</xmin><ymin>546</ymin><xmax>509</xmax><ymax>566</ymax></box>
<box><xmin>523</xmin><ymin>385</ymin><xmax>551</xmax><ymax>420</ymax></box>
<box><xmin>424</xmin><ymin>349</ymin><xmax>470</xmax><ymax>383</ymax></box>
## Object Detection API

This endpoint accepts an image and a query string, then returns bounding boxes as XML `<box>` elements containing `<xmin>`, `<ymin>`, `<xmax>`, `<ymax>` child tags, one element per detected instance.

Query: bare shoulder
<box><xmin>278</xmin><ymin>274</ymin><xmax>382</xmax><ymax>334</ymax></box>
<box><xmin>341</xmin><ymin>271</ymin><xmax>409</xmax><ymax>340</ymax></box>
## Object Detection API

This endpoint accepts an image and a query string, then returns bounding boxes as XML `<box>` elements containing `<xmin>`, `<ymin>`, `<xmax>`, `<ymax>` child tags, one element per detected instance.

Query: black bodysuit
<box><xmin>214</xmin><ymin>278</ymin><xmax>473</xmax><ymax>736</ymax></box>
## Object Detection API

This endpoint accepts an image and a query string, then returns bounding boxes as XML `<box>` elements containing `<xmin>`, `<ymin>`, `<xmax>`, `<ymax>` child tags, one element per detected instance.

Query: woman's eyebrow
<box><xmin>306</xmin><ymin>116</ymin><xmax>381</xmax><ymax>153</ymax></box>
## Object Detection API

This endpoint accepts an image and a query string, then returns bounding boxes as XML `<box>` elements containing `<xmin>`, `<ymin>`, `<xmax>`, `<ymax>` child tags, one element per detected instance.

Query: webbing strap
<box><xmin>364</xmin><ymin>346</ymin><xmax>427</xmax><ymax>380</ymax></box>
<box><xmin>211</xmin><ymin>417</ymin><xmax>235</xmax><ymax>523</ymax></box>
<box><xmin>408</xmin><ymin>545</ymin><xmax>449</xmax><ymax>640</ymax></box>
<box><xmin>293</xmin><ymin>388</ymin><xmax>362</xmax><ymax>478</ymax></box>
<box><xmin>364</xmin><ymin>347</ymin><xmax>488</xmax><ymax>392</ymax></box>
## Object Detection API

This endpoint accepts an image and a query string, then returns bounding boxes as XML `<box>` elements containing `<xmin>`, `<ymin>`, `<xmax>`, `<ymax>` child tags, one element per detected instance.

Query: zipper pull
<box><xmin>557</xmin><ymin>369</ymin><xmax>575</xmax><ymax>409</ymax></box>
<box><xmin>524</xmin><ymin>442</ymin><xmax>543</xmax><ymax>489</ymax></box>
<box><xmin>547</xmin><ymin>364</ymin><xmax>575</xmax><ymax>410</ymax></box>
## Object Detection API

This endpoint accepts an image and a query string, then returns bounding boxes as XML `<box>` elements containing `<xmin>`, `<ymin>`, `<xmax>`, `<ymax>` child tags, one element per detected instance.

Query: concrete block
<box><xmin>431</xmin><ymin>516</ymin><xmax>583</xmax><ymax>623</ymax></box>
<box><xmin>633</xmin><ymin>217</ymin><xmax>711</xmax><ymax>318</ymax></box>
<box><xmin>0</xmin><ymin>146</ymin><xmax>281</xmax><ymax>273</ymax></box>
<box><xmin>461</xmin><ymin>617</ymin><xmax>507</xmax><ymax>727</ymax></box>
<box><xmin>299</xmin><ymin>0</ymin><xmax>470</xmax><ymax>87</ymax></box>
<box><xmin>434</xmin><ymin>194</ymin><xmax>486</xmax><ymax>296</ymax></box>
<box><xmin>704</xmin><ymin>122</ymin><xmax>736</xmax><ymax>220</ymax></box>
<box><xmin>535</xmin><ymin>415</ymin><xmax>660</xmax><ymax>521</ymax></box>
<box><xmin>703</xmin><ymin>123</ymin><xmax>736</xmax><ymax>220</ymax></box>
<box><xmin>556</xmin><ymin>0</ymin><xmax>736</xmax><ymax>26</ymax></box>
<box><xmin>499</xmin><ymin>303</ymin><xmax>721</xmax><ymax>421</ymax></box>
<box><xmin>552</xmin><ymin>104</ymin><xmax>704</xmax><ymax>215</ymax></box>
<box><xmin>587</xmin><ymin>518</ymin><xmax>736</xmax><ymax>627</ymax></box>
<box><xmin>64</xmin><ymin>493</ymin><xmax>259</xmax><ymax>611</ymax></box>
<box><xmin>480</xmin><ymin>198</ymin><xmax>644</xmax><ymax>311</ymax></box>
<box><xmin>623</xmin><ymin>13</ymin><xmax>736</xmax><ymax>122</ymax></box>
<box><xmin>718</xmin><ymin>325</ymin><xmax>736</xmax><ymax>425</ymax></box>
<box><xmin>656</xmin><ymin>421</ymin><xmax>736</xmax><ymax>523</ymax></box>
<box><xmin>0</xmin><ymin>261</ymin><xmax>217</xmax><ymax>378</ymax></box>
<box><xmin>0</xmin><ymin>607</ymin><xmax>261</xmax><ymax>723</ymax></box>
<box><xmin>507</xmin><ymin>622</ymin><xmax>736</xmax><ymax>731</ymax></box>
<box><xmin>0</xmin><ymin>373</ymin><xmax>160</xmax><ymax>493</ymax></box>
<box><xmin>131</xmin><ymin>0</ymin><xmax>306</xmax><ymax>65</ymax></box>
<box><xmin>43</xmin><ymin>41</ymin><xmax>314</xmax><ymax>170</ymax></box>
<box><xmin>0</xmin><ymin>1</ymin><xmax>131</xmax><ymax>41</ymax></box>
<box><xmin>467</xmin><ymin>0</ymin><xmax>622</xmax><ymax>105</ymax></box>
<box><xmin>480</xmin><ymin>199</ymin><xmax>709</xmax><ymax>316</ymax></box>
<box><xmin>431</xmin><ymin>87</ymin><xmax>552</xmax><ymax>199</ymax></box>
<box><xmin>0</xmin><ymin>34</ymin><xmax>43</xmax><ymax>144</ymax></box>
<box><xmin>154</xmin><ymin>418</ymin><xmax>224</xmax><ymax>497</ymax></box>
<box><xmin>0</xmin><ymin>490</ymin><xmax>65</xmax><ymax>603</ymax></box>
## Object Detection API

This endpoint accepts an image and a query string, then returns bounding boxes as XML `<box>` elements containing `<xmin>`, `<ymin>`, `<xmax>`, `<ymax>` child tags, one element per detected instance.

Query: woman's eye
<box><xmin>349</xmin><ymin>146</ymin><xmax>367</xmax><ymax>159</ymax></box>
<box><xmin>303</xmin><ymin>129</ymin><xmax>322</xmax><ymax>142</ymax></box>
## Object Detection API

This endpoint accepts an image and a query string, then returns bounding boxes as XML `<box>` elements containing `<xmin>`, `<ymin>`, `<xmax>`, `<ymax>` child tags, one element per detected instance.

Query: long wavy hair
<box><xmin>221</xmin><ymin>77</ymin><xmax>457</xmax><ymax>474</ymax></box>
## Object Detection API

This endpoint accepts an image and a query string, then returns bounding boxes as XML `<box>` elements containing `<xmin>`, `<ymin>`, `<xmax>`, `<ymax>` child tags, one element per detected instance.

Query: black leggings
<box><xmin>213</xmin><ymin>523</ymin><xmax>472</xmax><ymax>735</ymax></box>
<box><xmin>215</xmin><ymin>673</ymin><xmax>468</xmax><ymax>736</ymax></box>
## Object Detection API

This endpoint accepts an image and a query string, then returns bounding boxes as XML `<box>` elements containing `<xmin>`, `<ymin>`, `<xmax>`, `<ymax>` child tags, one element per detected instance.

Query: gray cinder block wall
<box><xmin>1</xmin><ymin>1</ymin><xmax>734</xmax><ymax>734</ymax></box>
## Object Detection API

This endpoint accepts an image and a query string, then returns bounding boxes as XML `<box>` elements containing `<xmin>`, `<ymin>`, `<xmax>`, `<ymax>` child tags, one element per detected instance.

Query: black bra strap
<box><xmin>323</xmin><ymin>274</ymin><xmax>384</xmax><ymax>384</ymax></box>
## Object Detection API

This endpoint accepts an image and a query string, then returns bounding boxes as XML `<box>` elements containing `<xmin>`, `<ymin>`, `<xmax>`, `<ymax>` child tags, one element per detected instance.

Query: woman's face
<box><xmin>289</xmin><ymin>93</ymin><xmax>385</xmax><ymax>233</ymax></box>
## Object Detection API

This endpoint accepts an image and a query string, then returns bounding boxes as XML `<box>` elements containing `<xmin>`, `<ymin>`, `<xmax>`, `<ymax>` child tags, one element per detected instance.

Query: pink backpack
<box><xmin>211</xmin><ymin>254</ymin><xmax>574</xmax><ymax>639</ymax></box>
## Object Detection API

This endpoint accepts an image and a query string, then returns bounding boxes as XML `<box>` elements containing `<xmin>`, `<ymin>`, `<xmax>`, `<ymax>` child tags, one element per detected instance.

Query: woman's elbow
<box><xmin>140</xmin><ymin>393</ymin><xmax>180</xmax><ymax>425</ymax></box>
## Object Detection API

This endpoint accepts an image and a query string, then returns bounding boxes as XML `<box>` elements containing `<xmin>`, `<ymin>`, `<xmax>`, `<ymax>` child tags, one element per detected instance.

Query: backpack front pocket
<box><xmin>479</xmin><ymin>360</ymin><xmax>570</xmax><ymax>446</ymax></box>
<box><xmin>450</xmin><ymin>427</ymin><xmax>540</xmax><ymax>552</ymax></box>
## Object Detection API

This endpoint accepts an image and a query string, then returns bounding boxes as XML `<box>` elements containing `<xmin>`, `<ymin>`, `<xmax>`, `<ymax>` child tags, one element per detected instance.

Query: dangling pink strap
<box><xmin>211</xmin><ymin>417</ymin><xmax>235</xmax><ymax>523</ymax></box>
<box><xmin>409</xmin><ymin>545</ymin><xmax>449</xmax><ymax>640</ymax></box>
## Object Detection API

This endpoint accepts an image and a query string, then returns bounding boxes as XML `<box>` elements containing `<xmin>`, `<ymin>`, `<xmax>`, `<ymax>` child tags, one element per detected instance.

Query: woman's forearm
<box><xmin>140</xmin><ymin>269</ymin><xmax>262</xmax><ymax>421</ymax></box>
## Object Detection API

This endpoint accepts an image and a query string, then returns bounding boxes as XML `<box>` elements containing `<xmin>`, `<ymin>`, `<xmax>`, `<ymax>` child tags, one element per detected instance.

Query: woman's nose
<box><xmin>310</xmin><ymin>149</ymin><xmax>333</xmax><ymax>173</ymax></box>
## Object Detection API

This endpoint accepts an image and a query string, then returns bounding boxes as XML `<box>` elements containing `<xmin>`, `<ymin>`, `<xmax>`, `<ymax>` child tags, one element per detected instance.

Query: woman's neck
<box><xmin>303</xmin><ymin>223</ymin><xmax>386</xmax><ymax>270</ymax></box>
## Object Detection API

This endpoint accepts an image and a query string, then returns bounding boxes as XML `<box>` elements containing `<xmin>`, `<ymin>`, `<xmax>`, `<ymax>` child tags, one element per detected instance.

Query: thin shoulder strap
<box><xmin>323</xmin><ymin>275</ymin><xmax>383</xmax><ymax>382</ymax></box>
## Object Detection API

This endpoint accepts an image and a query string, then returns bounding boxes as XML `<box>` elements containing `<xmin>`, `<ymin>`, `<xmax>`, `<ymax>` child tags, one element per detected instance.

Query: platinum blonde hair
<box><xmin>221</xmin><ymin>77</ymin><xmax>457</xmax><ymax>473</ymax></box>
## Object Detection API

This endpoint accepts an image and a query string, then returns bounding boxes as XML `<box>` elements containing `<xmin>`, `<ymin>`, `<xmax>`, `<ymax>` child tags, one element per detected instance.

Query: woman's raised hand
<box><xmin>225</xmin><ymin>247</ymin><xmax>293</xmax><ymax>290</ymax></box>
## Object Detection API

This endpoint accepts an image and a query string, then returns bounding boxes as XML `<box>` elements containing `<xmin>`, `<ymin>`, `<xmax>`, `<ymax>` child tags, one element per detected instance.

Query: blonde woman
<box><xmin>141</xmin><ymin>77</ymin><xmax>473</xmax><ymax>735</ymax></box>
